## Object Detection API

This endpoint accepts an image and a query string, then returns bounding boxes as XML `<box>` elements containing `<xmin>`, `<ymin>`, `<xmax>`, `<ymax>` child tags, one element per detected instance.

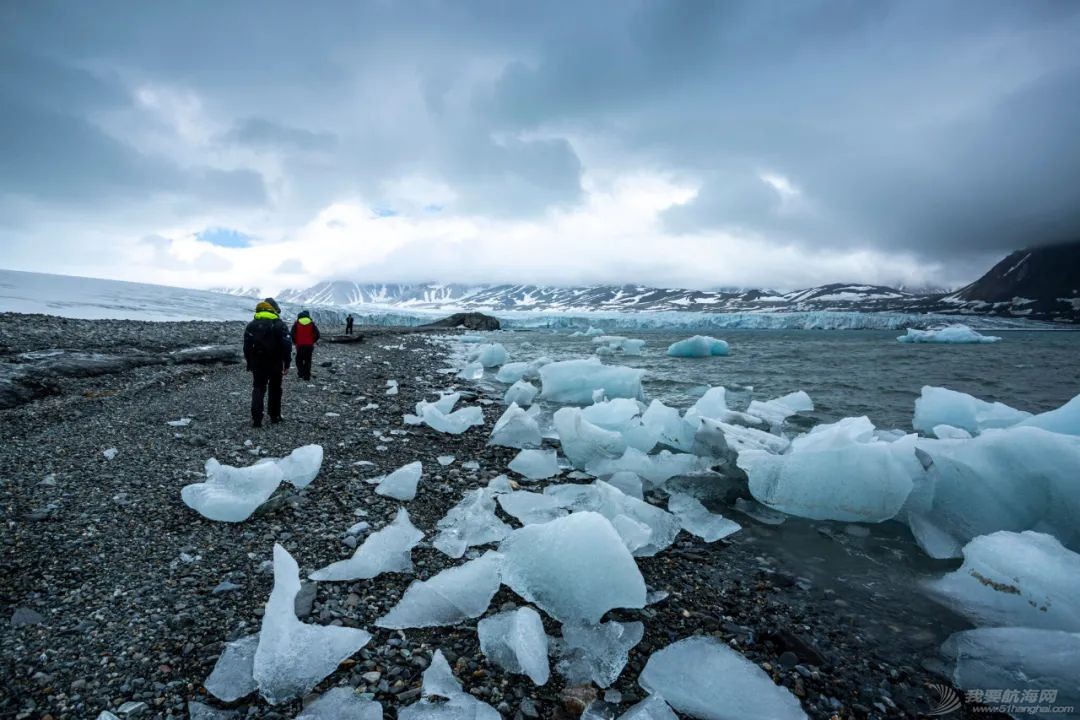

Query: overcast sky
<box><xmin>2</xmin><ymin>1</ymin><xmax>1079</xmax><ymax>293</ymax></box>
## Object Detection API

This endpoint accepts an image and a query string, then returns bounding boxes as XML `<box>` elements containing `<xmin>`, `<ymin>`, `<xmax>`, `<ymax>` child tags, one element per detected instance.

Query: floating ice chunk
<box><xmin>557</xmin><ymin>620</ymin><xmax>643</xmax><ymax>688</ymax></box>
<box><xmin>437</xmin><ymin>455</ymin><xmax>455</xmax><ymax>466</ymax></box>
<box><xmin>103</xmin><ymin>447</ymin><xmax>118</xmax><ymax>460</ymax></box>
<box><xmin>253</xmin><ymin>545</ymin><xmax>371</xmax><ymax>704</ymax></box>
<box><xmin>310</xmin><ymin>508</ymin><xmax>423</xmax><ymax>581</ymax></box>
<box><xmin>897</xmin><ymin>324</ymin><xmax>1001</xmax><ymax>344</ymax></box>
<box><xmin>555</xmin><ymin>407</ymin><xmax>627</xmax><ymax>469</ymax></box>
<box><xmin>167</xmin><ymin>417</ymin><xmax>192</xmax><ymax>427</ymax></box>
<box><xmin>457</xmin><ymin>362</ymin><xmax>484</xmax><ymax>380</ymax></box>
<box><xmin>587</xmin><ymin>448</ymin><xmax>711</xmax><ymax>488</ymax></box>
<box><xmin>1017</xmin><ymin>393</ymin><xmax>1080</xmax><ymax>436</ymax></box>
<box><xmin>433</xmin><ymin>489</ymin><xmax>512</xmax><ymax>558</ymax></box>
<box><xmin>641</xmin><ymin>400</ymin><xmax>695</xmax><ymax>452</ymax></box>
<box><xmin>906</xmin><ymin>427</ymin><xmax>1080</xmax><ymax>558</ymax></box>
<box><xmin>504</xmin><ymin>380</ymin><xmax>539</xmax><ymax>407</ymax></box>
<box><xmin>733</xmin><ymin>498</ymin><xmax>787</xmax><ymax>525</ymax></box>
<box><xmin>468</xmin><ymin>343</ymin><xmax>508</xmax><ymax>368</ymax></box>
<box><xmin>205</xmin><ymin>634</ymin><xmax>258</xmax><ymax>702</ymax></box>
<box><xmin>745</xmin><ymin>391</ymin><xmax>814</xmax><ymax>427</ymax></box>
<box><xmin>498</xmin><ymin>490</ymin><xmax>568</xmax><ymax>525</ymax></box>
<box><xmin>539</xmin><ymin>358</ymin><xmax>644</xmax><ymax>405</ymax></box>
<box><xmin>508</xmin><ymin>448</ymin><xmax>561</xmax><ymax>480</ymax></box>
<box><xmin>274</xmin><ymin>445</ymin><xmax>324</xmax><ymax>489</ymax></box>
<box><xmin>295</xmin><ymin>687</ymin><xmax>382</xmax><ymax>719</ymax></box>
<box><xmin>940</xmin><ymin>628</ymin><xmax>1080</xmax><ymax>715</ymax></box>
<box><xmin>617</xmin><ymin>695</ymin><xmax>679</xmax><ymax>720</ymax></box>
<box><xmin>477</xmin><ymin>607</ymin><xmax>550</xmax><ymax>685</ymax></box>
<box><xmin>913</xmin><ymin>386</ymin><xmax>1031</xmax><ymax>436</ymax></box>
<box><xmin>489</xmin><ymin>404</ymin><xmax>542</xmax><ymax>449</ymax></box>
<box><xmin>931</xmin><ymin>424</ymin><xmax>972</xmax><ymax>440</ymax></box>
<box><xmin>604</xmin><ymin>471</ymin><xmax>643</xmax><ymax>499</ymax></box>
<box><xmin>666</xmin><ymin>336</ymin><xmax>729</xmax><ymax>358</ymax></box>
<box><xmin>374</xmin><ymin>461</ymin><xmax>423</xmax><ymax>501</ymax></box>
<box><xmin>922</xmin><ymin>531</ymin><xmax>1080</xmax><ymax>631</ymax></box>
<box><xmin>422</xmin><ymin>403</ymin><xmax>484</xmax><ymax>434</ymax></box>
<box><xmin>499</xmin><ymin>511</ymin><xmax>646</xmax><ymax>624</ymax></box>
<box><xmin>593</xmin><ymin>336</ymin><xmax>646</xmax><ymax>355</ymax></box>
<box><xmin>182</xmin><ymin>458</ymin><xmax>284</xmax><ymax>522</ymax></box>
<box><xmin>398</xmin><ymin>650</ymin><xmax>501</xmax><ymax>720</ymax></box>
<box><xmin>668</xmin><ymin>493</ymin><xmax>741</xmax><ymax>542</ymax></box>
<box><xmin>639</xmin><ymin>636</ymin><xmax>806</xmax><ymax>720</ymax></box>
<box><xmin>740</xmin><ymin>417</ymin><xmax>921</xmax><ymax>523</ymax></box>
<box><xmin>376</xmin><ymin>552</ymin><xmax>503</xmax><ymax>628</ymax></box>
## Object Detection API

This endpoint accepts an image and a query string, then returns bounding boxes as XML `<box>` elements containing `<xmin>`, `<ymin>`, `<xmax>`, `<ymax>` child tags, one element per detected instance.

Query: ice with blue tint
<box><xmin>477</xmin><ymin>607</ymin><xmax>550</xmax><ymax>685</ymax></box>
<box><xmin>422</xmin><ymin>402</ymin><xmax>484</xmax><ymax>434</ymax></box>
<box><xmin>739</xmin><ymin>416</ymin><xmax>922</xmax><ymax>523</ymax></box>
<box><xmin>496</xmin><ymin>357</ymin><xmax>551</xmax><ymax>383</ymax></box>
<box><xmin>489</xmin><ymin>403</ymin><xmax>542</xmax><ymax>449</ymax></box>
<box><xmin>294</xmin><ymin>687</ymin><xmax>381</xmax><ymax>720</ymax></box>
<box><xmin>616</xmin><ymin>695</ymin><xmax>680</xmax><ymax>720</ymax></box>
<box><xmin>182</xmin><ymin>458</ymin><xmax>284</xmax><ymax>522</ymax></box>
<box><xmin>467</xmin><ymin>343</ymin><xmax>508</xmax><ymax>367</ymax></box>
<box><xmin>692</xmin><ymin>418</ymin><xmax>790</xmax><ymax>464</ymax></box>
<box><xmin>540</xmin><ymin>480</ymin><xmax>680</xmax><ymax>556</ymax></box>
<box><xmin>666</xmin><ymin>335</ymin><xmax>730</xmax><ymax>358</ymax></box>
<box><xmin>746</xmin><ymin>391</ymin><xmax>814</xmax><ymax>428</ymax></box>
<box><xmin>639</xmin><ymin>636</ymin><xmax>807</xmax><ymax>720</ymax></box>
<box><xmin>376</xmin><ymin>551</ymin><xmax>503</xmax><ymax>628</ymax></box>
<box><xmin>498</xmin><ymin>489</ymin><xmax>569</xmax><ymax>525</ymax></box>
<box><xmin>508</xmin><ymin>448</ymin><xmax>561</xmax><ymax>480</ymax></box>
<box><xmin>456</xmin><ymin>361</ymin><xmax>484</xmax><ymax>380</ymax></box>
<box><xmin>582</xmin><ymin>398</ymin><xmax>659</xmax><ymax>453</ymax></box>
<box><xmin>539</xmin><ymin>358</ymin><xmax>645</xmax><ymax>405</ymax></box>
<box><xmin>272</xmin><ymin>445</ymin><xmax>324</xmax><ymax>489</ymax></box>
<box><xmin>931</xmin><ymin>424</ymin><xmax>972</xmax><ymax>439</ymax></box>
<box><xmin>398</xmin><ymin>650</ymin><xmax>500</xmax><ymax>720</ymax></box>
<box><xmin>253</xmin><ymin>545</ymin><xmax>372</xmax><ymax>704</ymax></box>
<box><xmin>556</xmin><ymin>619</ymin><xmax>644</xmax><ymax>688</ymax></box>
<box><xmin>683</xmin><ymin>387</ymin><xmax>763</xmax><ymax>429</ymax></box>
<box><xmin>554</xmin><ymin>407</ymin><xmax>628</xmax><ymax>469</ymax></box>
<box><xmin>604</xmin><ymin>471</ymin><xmax>643</xmax><ymax>499</ymax></box>
<box><xmin>205</xmin><ymin>634</ymin><xmax>258</xmax><ymax>701</ymax></box>
<box><xmin>641</xmin><ymin>400</ymin><xmax>696</xmax><ymax>452</ymax></box>
<box><xmin>498</xmin><ymin>511</ymin><xmax>646</xmax><ymax>624</ymax></box>
<box><xmin>504</xmin><ymin>379</ymin><xmax>539</xmax><ymax>407</ymax></box>
<box><xmin>897</xmin><ymin>324</ymin><xmax>1001</xmax><ymax>343</ymax></box>
<box><xmin>913</xmin><ymin>386</ymin><xmax>1031</xmax><ymax>436</ymax></box>
<box><xmin>417</xmin><ymin>392</ymin><xmax>461</xmax><ymax>416</ymax></box>
<box><xmin>374</xmin><ymin>461</ymin><xmax>423</xmax><ymax>501</ymax></box>
<box><xmin>906</xmin><ymin>427</ymin><xmax>1080</xmax><ymax>558</ymax></box>
<box><xmin>310</xmin><ymin>508</ymin><xmax>423</xmax><ymax>581</ymax></box>
<box><xmin>593</xmin><ymin>336</ymin><xmax>646</xmax><ymax>356</ymax></box>
<box><xmin>668</xmin><ymin>493</ymin><xmax>741</xmax><ymax>542</ymax></box>
<box><xmin>923</xmin><ymin>531</ymin><xmax>1080</xmax><ymax>631</ymax></box>
<box><xmin>1016</xmin><ymin>393</ymin><xmax>1080</xmax><ymax>436</ymax></box>
<box><xmin>586</xmin><ymin>448</ymin><xmax>712</xmax><ymax>488</ymax></box>
<box><xmin>432</xmin><ymin>488</ymin><xmax>512</xmax><ymax>559</ymax></box>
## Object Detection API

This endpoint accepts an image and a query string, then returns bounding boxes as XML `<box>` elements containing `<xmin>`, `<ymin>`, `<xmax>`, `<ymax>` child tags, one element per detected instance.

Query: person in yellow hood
<box><xmin>242</xmin><ymin>298</ymin><xmax>292</xmax><ymax>427</ymax></box>
<box><xmin>289</xmin><ymin>310</ymin><xmax>320</xmax><ymax>380</ymax></box>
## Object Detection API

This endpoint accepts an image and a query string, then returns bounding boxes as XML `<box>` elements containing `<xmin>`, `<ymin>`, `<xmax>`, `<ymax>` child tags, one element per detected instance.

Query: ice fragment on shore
<box><xmin>188</xmin><ymin>701</ymin><xmax>238</xmax><ymax>720</ymax></box>
<box><xmin>274</xmin><ymin>444</ymin><xmax>323</xmax><ymax>489</ymax></box>
<box><xmin>617</xmin><ymin>695</ymin><xmax>679</xmax><ymax>720</ymax></box>
<box><xmin>310</xmin><ymin>508</ymin><xmax>423</xmax><ymax>581</ymax></box>
<box><xmin>433</xmin><ymin>489</ymin><xmax>512</xmax><ymax>558</ymax></box>
<box><xmin>437</xmin><ymin>455</ymin><xmax>455</xmax><ymax>466</ymax></box>
<box><xmin>499</xmin><ymin>511</ymin><xmax>646</xmax><ymax>623</ymax></box>
<box><xmin>639</xmin><ymin>636</ymin><xmax>807</xmax><ymax>720</ymax></box>
<box><xmin>508</xmin><ymin>448</ymin><xmax>561</xmax><ymax>480</ymax></box>
<box><xmin>498</xmin><ymin>490</ymin><xmax>568</xmax><ymax>525</ymax></box>
<box><xmin>182</xmin><ymin>458</ymin><xmax>284</xmax><ymax>522</ymax></box>
<box><xmin>167</xmin><ymin>417</ymin><xmax>192</xmax><ymax>427</ymax></box>
<box><xmin>555</xmin><ymin>406</ymin><xmax>627</xmax><ymax>469</ymax></box>
<box><xmin>913</xmin><ymin>386</ymin><xmax>1030</xmax><ymax>436</ymax></box>
<box><xmin>587</xmin><ymin>448</ymin><xmax>710</xmax><ymax>488</ymax></box>
<box><xmin>468</xmin><ymin>343</ymin><xmax>508</xmax><ymax>368</ymax></box>
<box><xmin>666</xmin><ymin>335</ymin><xmax>729</xmax><ymax>358</ymax></box>
<box><xmin>294</xmin><ymin>687</ymin><xmax>382</xmax><ymax>719</ymax></box>
<box><xmin>399</xmin><ymin>650</ymin><xmax>500</xmax><ymax>720</ymax></box>
<box><xmin>603</xmin><ymin>471</ymin><xmax>643</xmax><ymax>499</ymax></box>
<box><xmin>557</xmin><ymin>620</ymin><xmax>643</xmax><ymax>688</ymax></box>
<box><xmin>931</xmin><ymin>424</ymin><xmax>972</xmax><ymax>440</ymax></box>
<box><xmin>457</xmin><ymin>361</ymin><xmax>484</xmax><ymax>380</ymax></box>
<box><xmin>253</xmin><ymin>545</ymin><xmax>371</xmax><ymax>704</ymax></box>
<box><xmin>374</xmin><ymin>461</ymin><xmax>423</xmax><ymax>501</ymax></box>
<box><xmin>103</xmin><ymin>447</ymin><xmax>118</xmax><ymax>460</ymax></box>
<box><xmin>477</xmin><ymin>607</ymin><xmax>550</xmax><ymax>685</ymax></box>
<box><xmin>897</xmin><ymin>324</ymin><xmax>1001</xmax><ymax>344</ymax></box>
<box><xmin>205</xmin><ymin>634</ymin><xmax>258</xmax><ymax>701</ymax></box>
<box><xmin>504</xmin><ymin>379</ymin><xmax>539</xmax><ymax>407</ymax></box>
<box><xmin>641</xmin><ymin>400</ymin><xmax>695</xmax><ymax>452</ymax></box>
<box><xmin>489</xmin><ymin>404</ymin><xmax>542</xmax><ymax>449</ymax></box>
<box><xmin>923</xmin><ymin>531</ymin><xmax>1080</xmax><ymax>631</ymax></box>
<box><xmin>422</xmin><ymin>403</ymin><xmax>484</xmax><ymax>434</ymax></box>
<box><xmin>582</xmin><ymin>398</ymin><xmax>658</xmax><ymax>453</ymax></box>
<box><xmin>539</xmin><ymin>358</ymin><xmax>644</xmax><ymax>405</ymax></box>
<box><xmin>668</xmin><ymin>493</ymin><xmax>741</xmax><ymax>542</ymax></box>
<box><xmin>1016</xmin><ymin>392</ymin><xmax>1080</xmax><ymax>436</ymax></box>
<box><xmin>377</xmin><ymin>552</ymin><xmax>503</xmax><ymax>628</ymax></box>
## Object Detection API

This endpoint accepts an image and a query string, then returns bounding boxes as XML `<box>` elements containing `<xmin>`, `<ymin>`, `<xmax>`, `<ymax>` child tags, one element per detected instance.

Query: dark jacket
<box><xmin>244</xmin><ymin>311</ymin><xmax>293</xmax><ymax>370</ymax></box>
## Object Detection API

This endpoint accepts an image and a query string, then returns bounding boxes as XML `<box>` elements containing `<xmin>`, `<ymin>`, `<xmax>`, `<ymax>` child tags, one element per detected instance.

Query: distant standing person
<box><xmin>243</xmin><ymin>298</ymin><xmax>292</xmax><ymax>427</ymax></box>
<box><xmin>290</xmin><ymin>309</ymin><xmax>321</xmax><ymax>381</ymax></box>
<box><xmin>345</xmin><ymin>314</ymin><xmax>354</xmax><ymax>335</ymax></box>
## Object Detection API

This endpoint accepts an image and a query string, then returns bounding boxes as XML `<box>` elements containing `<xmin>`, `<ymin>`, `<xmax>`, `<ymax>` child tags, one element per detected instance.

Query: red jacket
<box><xmin>290</xmin><ymin>317</ymin><xmax>320</xmax><ymax>347</ymax></box>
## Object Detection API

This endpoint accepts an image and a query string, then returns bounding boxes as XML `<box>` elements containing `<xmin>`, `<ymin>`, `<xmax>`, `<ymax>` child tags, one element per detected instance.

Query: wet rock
<box><xmin>11</xmin><ymin>608</ymin><xmax>44</xmax><ymax>627</ymax></box>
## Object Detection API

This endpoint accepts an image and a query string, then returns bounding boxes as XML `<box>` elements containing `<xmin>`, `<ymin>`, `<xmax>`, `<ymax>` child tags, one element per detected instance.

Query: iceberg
<box><xmin>310</xmin><ymin>508</ymin><xmax>423</xmax><ymax>581</ymax></box>
<box><xmin>556</xmin><ymin>620</ymin><xmax>643</xmax><ymax>688</ymax></box>
<box><xmin>374</xmin><ymin>461</ymin><xmax>423</xmax><ymax>501</ymax></box>
<box><xmin>498</xmin><ymin>489</ymin><xmax>569</xmax><ymax>525</ymax></box>
<box><xmin>897</xmin><ymin>324</ymin><xmax>1001</xmax><ymax>344</ymax></box>
<box><xmin>668</xmin><ymin>493</ymin><xmax>741</xmax><ymax>542</ymax></box>
<box><xmin>913</xmin><ymin>386</ymin><xmax>1031</xmax><ymax>436</ymax></box>
<box><xmin>205</xmin><ymin>634</ymin><xmax>258</xmax><ymax>702</ymax></box>
<box><xmin>739</xmin><ymin>417</ymin><xmax>921</xmax><ymax>523</ymax></box>
<box><xmin>498</xmin><ymin>511</ymin><xmax>646</xmax><ymax>624</ymax></box>
<box><xmin>666</xmin><ymin>335</ymin><xmax>729</xmax><ymax>358</ymax></box>
<box><xmin>467</xmin><ymin>343</ymin><xmax>508</xmax><ymax>368</ymax></box>
<box><xmin>273</xmin><ymin>445</ymin><xmax>324</xmax><ymax>489</ymax></box>
<box><xmin>432</xmin><ymin>488</ymin><xmax>512</xmax><ymax>558</ymax></box>
<box><xmin>539</xmin><ymin>358</ymin><xmax>644</xmax><ymax>405</ymax></box>
<box><xmin>504</xmin><ymin>379</ymin><xmax>539</xmax><ymax>408</ymax></box>
<box><xmin>422</xmin><ymin>402</ymin><xmax>484</xmax><ymax>434</ymax></box>
<box><xmin>508</xmin><ymin>448</ymin><xmax>561</xmax><ymax>480</ymax></box>
<box><xmin>181</xmin><ymin>458</ymin><xmax>284</xmax><ymax>523</ymax></box>
<box><xmin>477</xmin><ymin>607</ymin><xmax>550</xmax><ymax>685</ymax></box>
<box><xmin>398</xmin><ymin>650</ymin><xmax>501</xmax><ymax>720</ymax></box>
<box><xmin>253</xmin><ymin>545</ymin><xmax>371</xmax><ymax>704</ymax></box>
<box><xmin>923</xmin><ymin>531</ymin><xmax>1080</xmax><ymax>631</ymax></box>
<box><xmin>639</xmin><ymin>636</ymin><xmax>806</xmax><ymax>720</ymax></box>
<box><xmin>488</xmin><ymin>404</ymin><xmax>542</xmax><ymax>449</ymax></box>
<box><xmin>554</xmin><ymin>407</ymin><xmax>627</xmax><ymax>469</ymax></box>
<box><xmin>376</xmin><ymin>552</ymin><xmax>503</xmax><ymax>629</ymax></box>
<box><xmin>1016</xmin><ymin>393</ymin><xmax>1080</xmax><ymax>436</ymax></box>
<box><xmin>294</xmin><ymin>687</ymin><xmax>382</xmax><ymax>720</ymax></box>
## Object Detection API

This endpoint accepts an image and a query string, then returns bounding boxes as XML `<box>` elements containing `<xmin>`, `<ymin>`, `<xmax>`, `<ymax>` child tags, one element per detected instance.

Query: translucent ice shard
<box><xmin>433</xmin><ymin>489</ymin><xmax>512</xmax><ymax>559</ymax></box>
<box><xmin>539</xmin><ymin>358</ymin><xmax>644</xmax><ymax>405</ymax></box>
<box><xmin>310</xmin><ymin>508</ymin><xmax>424</xmax><ymax>581</ymax></box>
<box><xmin>376</xmin><ymin>552</ymin><xmax>503</xmax><ymax>628</ymax></box>
<box><xmin>913</xmin><ymin>386</ymin><xmax>1030</xmax><ymax>436</ymax></box>
<box><xmin>667</xmin><ymin>493</ymin><xmax>741</xmax><ymax>542</ymax></box>
<box><xmin>504</xmin><ymin>379</ymin><xmax>540</xmax><ymax>408</ymax></box>
<box><xmin>204</xmin><ymin>633</ymin><xmax>258</xmax><ymax>702</ymax></box>
<box><xmin>489</xmin><ymin>404</ymin><xmax>543</xmax><ymax>449</ymax></box>
<box><xmin>557</xmin><ymin>620</ymin><xmax>643</xmax><ymax>688</ymax></box>
<box><xmin>273</xmin><ymin>445</ymin><xmax>324</xmax><ymax>489</ymax></box>
<box><xmin>508</xmin><ymin>448</ymin><xmax>561</xmax><ymax>480</ymax></box>
<box><xmin>477</xmin><ymin>607</ymin><xmax>550</xmax><ymax>685</ymax></box>
<box><xmin>374</xmin><ymin>461</ymin><xmax>423</xmax><ymax>501</ymax></box>
<box><xmin>182</xmin><ymin>458</ymin><xmax>284</xmax><ymax>522</ymax></box>
<box><xmin>294</xmin><ymin>687</ymin><xmax>382</xmax><ymax>720</ymax></box>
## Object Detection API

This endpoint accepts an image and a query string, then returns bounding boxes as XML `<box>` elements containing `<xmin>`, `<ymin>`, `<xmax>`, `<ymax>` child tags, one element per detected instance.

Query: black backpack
<box><xmin>247</xmin><ymin>319</ymin><xmax>283</xmax><ymax>361</ymax></box>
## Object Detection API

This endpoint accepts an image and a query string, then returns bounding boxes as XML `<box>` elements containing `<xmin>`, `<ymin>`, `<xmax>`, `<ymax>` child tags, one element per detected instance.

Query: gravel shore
<box><xmin>0</xmin><ymin>314</ymin><xmax>997</xmax><ymax>720</ymax></box>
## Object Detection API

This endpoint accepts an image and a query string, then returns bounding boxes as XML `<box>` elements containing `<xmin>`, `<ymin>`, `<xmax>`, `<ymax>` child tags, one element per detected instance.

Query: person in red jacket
<box><xmin>290</xmin><ymin>310</ymin><xmax>321</xmax><ymax>380</ymax></box>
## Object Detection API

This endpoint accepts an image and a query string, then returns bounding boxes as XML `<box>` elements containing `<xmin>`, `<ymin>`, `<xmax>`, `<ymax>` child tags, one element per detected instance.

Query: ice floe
<box><xmin>539</xmin><ymin>358</ymin><xmax>644</xmax><ymax>405</ymax></box>
<box><xmin>310</xmin><ymin>508</ymin><xmax>423</xmax><ymax>581</ymax></box>
<box><xmin>897</xmin><ymin>324</ymin><xmax>1001</xmax><ymax>344</ymax></box>
<box><xmin>666</xmin><ymin>335</ymin><xmax>729</xmax><ymax>358</ymax></box>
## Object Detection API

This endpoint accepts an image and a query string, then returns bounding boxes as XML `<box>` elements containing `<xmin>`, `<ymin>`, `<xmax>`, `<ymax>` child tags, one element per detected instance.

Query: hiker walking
<box><xmin>290</xmin><ymin>309</ymin><xmax>320</xmax><ymax>380</ymax></box>
<box><xmin>243</xmin><ymin>298</ymin><xmax>292</xmax><ymax>427</ymax></box>
<box><xmin>345</xmin><ymin>314</ymin><xmax>354</xmax><ymax>335</ymax></box>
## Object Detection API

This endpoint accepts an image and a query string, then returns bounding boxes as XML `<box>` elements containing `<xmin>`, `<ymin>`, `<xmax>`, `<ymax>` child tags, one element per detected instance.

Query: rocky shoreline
<box><xmin>0</xmin><ymin>314</ymin><xmax>999</xmax><ymax>719</ymax></box>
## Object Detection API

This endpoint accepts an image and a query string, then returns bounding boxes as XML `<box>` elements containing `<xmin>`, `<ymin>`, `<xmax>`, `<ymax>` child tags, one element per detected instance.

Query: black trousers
<box><xmin>345</xmin><ymin>322</ymin><xmax>353</xmax><ymax>335</ymax></box>
<box><xmin>251</xmin><ymin>365</ymin><xmax>283</xmax><ymax>421</ymax></box>
<box><xmin>295</xmin><ymin>345</ymin><xmax>314</xmax><ymax>379</ymax></box>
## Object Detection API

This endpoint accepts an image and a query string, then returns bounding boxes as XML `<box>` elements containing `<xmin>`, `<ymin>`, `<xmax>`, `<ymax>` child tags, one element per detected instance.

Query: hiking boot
<box><xmin>270</xmin><ymin>416</ymin><xmax>283</xmax><ymax>425</ymax></box>
<box><xmin>252</xmin><ymin>417</ymin><xmax>263</xmax><ymax>428</ymax></box>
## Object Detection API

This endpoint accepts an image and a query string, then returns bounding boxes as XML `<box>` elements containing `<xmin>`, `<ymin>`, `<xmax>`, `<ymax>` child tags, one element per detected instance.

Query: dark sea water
<box><xmin>480</xmin><ymin>328</ymin><xmax>1080</xmax><ymax>658</ymax></box>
